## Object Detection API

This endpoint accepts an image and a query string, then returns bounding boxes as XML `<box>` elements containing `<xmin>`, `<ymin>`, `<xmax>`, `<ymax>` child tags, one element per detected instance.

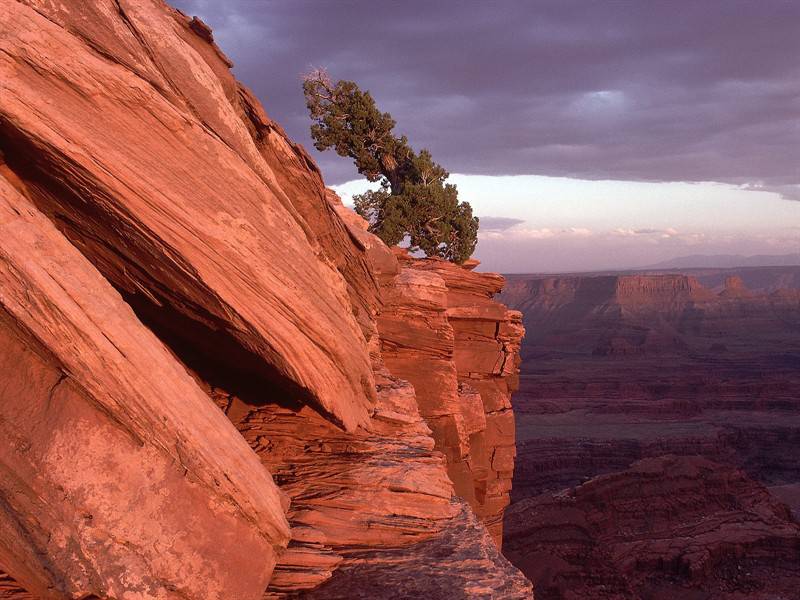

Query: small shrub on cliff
<box><xmin>303</xmin><ymin>69</ymin><xmax>478</xmax><ymax>263</ymax></box>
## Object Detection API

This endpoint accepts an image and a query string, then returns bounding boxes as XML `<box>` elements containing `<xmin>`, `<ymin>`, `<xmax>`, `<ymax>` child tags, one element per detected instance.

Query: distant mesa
<box><xmin>719</xmin><ymin>274</ymin><xmax>753</xmax><ymax>298</ymax></box>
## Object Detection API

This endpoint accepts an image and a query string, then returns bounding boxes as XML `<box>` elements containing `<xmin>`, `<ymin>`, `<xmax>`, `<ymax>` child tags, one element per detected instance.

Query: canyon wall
<box><xmin>666</xmin><ymin>265</ymin><xmax>800</xmax><ymax>293</ymax></box>
<box><xmin>0</xmin><ymin>2</ymin><xmax>530</xmax><ymax>598</ymax></box>
<box><xmin>502</xmin><ymin>272</ymin><xmax>800</xmax><ymax>498</ymax></box>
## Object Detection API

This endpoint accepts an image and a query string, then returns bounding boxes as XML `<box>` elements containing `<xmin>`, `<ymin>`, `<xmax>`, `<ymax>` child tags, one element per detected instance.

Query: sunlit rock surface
<box><xmin>0</xmin><ymin>163</ymin><xmax>288</xmax><ymax>599</ymax></box>
<box><xmin>0</xmin><ymin>2</ymin><xmax>530</xmax><ymax>597</ymax></box>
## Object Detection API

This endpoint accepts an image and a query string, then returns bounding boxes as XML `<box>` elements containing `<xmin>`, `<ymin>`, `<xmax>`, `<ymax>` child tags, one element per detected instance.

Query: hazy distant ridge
<box><xmin>644</xmin><ymin>253</ymin><xmax>800</xmax><ymax>269</ymax></box>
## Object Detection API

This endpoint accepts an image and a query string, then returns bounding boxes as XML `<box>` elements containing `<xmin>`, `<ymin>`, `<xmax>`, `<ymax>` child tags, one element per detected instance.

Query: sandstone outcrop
<box><xmin>191</xmin><ymin>202</ymin><xmax>531</xmax><ymax>597</ymax></box>
<box><xmin>378</xmin><ymin>251</ymin><xmax>524</xmax><ymax>546</ymax></box>
<box><xmin>0</xmin><ymin>569</ymin><xmax>34</xmax><ymax>600</ymax></box>
<box><xmin>0</xmin><ymin>171</ymin><xmax>289</xmax><ymax>599</ymax></box>
<box><xmin>0</xmin><ymin>2</ymin><xmax>530</xmax><ymax>598</ymax></box>
<box><xmin>304</xmin><ymin>504</ymin><xmax>533</xmax><ymax>600</ymax></box>
<box><xmin>504</xmin><ymin>456</ymin><xmax>800</xmax><ymax>600</ymax></box>
<box><xmin>1</xmin><ymin>0</ymin><xmax>376</xmax><ymax>432</ymax></box>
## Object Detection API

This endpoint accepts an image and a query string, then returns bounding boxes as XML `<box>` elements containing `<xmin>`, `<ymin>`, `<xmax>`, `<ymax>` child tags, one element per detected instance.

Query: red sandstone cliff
<box><xmin>0</xmin><ymin>2</ymin><xmax>530</xmax><ymax>598</ymax></box>
<box><xmin>394</xmin><ymin>254</ymin><xmax>525</xmax><ymax>545</ymax></box>
<box><xmin>370</xmin><ymin>245</ymin><xmax>524</xmax><ymax>546</ymax></box>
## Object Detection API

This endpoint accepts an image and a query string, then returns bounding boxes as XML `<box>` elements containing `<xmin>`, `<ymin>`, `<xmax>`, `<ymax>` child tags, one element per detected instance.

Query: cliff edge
<box><xmin>0</xmin><ymin>1</ymin><xmax>529</xmax><ymax>598</ymax></box>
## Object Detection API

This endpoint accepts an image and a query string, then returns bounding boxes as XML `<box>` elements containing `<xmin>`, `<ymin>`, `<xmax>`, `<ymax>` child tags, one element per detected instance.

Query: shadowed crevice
<box><xmin>0</xmin><ymin>119</ymin><xmax>315</xmax><ymax>416</ymax></box>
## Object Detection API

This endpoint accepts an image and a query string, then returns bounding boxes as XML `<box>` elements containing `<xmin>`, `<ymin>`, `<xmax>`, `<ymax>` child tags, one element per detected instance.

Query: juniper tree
<box><xmin>303</xmin><ymin>69</ymin><xmax>478</xmax><ymax>263</ymax></box>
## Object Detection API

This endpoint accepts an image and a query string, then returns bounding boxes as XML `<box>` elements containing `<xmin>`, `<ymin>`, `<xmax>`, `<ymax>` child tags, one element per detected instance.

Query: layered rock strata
<box><xmin>0</xmin><ymin>167</ymin><xmax>288</xmax><ymax>599</ymax></box>
<box><xmin>0</xmin><ymin>568</ymin><xmax>34</xmax><ymax>600</ymax></box>
<box><xmin>0</xmin><ymin>2</ymin><xmax>530</xmax><ymax>598</ymax></box>
<box><xmin>1</xmin><ymin>0</ymin><xmax>376</xmax><ymax>432</ymax></box>
<box><xmin>304</xmin><ymin>504</ymin><xmax>534</xmax><ymax>600</ymax></box>
<box><xmin>377</xmin><ymin>251</ymin><xmax>524</xmax><ymax>546</ymax></box>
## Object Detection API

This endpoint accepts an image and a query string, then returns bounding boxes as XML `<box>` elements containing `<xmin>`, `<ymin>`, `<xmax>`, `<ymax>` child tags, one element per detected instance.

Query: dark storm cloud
<box><xmin>172</xmin><ymin>1</ymin><xmax>800</xmax><ymax>194</ymax></box>
<box><xmin>478</xmin><ymin>217</ymin><xmax>526</xmax><ymax>232</ymax></box>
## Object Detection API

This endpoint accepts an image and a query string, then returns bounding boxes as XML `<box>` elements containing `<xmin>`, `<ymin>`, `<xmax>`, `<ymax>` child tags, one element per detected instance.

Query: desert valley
<box><xmin>502</xmin><ymin>267</ymin><xmax>800</xmax><ymax>598</ymax></box>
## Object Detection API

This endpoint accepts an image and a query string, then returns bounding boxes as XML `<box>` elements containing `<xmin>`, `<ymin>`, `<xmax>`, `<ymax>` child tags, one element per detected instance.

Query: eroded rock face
<box><xmin>503</xmin><ymin>270</ymin><xmax>800</xmax><ymax>598</ymax></box>
<box><xmin>0</xmin><ymin>2</ymin><xmax>531</xmax><ymax>598</ymax></box>
<box><xmin>0</xmin><ymin>568</ymin><xmax>34</xmax><ymax>600</ymax></box>
<box><xmin>0</xmin><ymin>172</ymin><xmax>289</xmax><ymax>599</ymax></box>
<box><xmin>304</xmin><ymin>503</ymin><xmax>534</xmax><ymax>600</ymax></box>
<box><xmin>378</xmin><ymin>253</ymin><xmax>525</xmax><ymax>546</ymax></box>
<box><xmin>0</xmin><ymin>0</ymin><xmax>376</xmax><ymax>432</ymax></box>
<box><xmin>204</xmin><ymin>357</ymin><xmax>531</xmax><ymax>599</ymax></box>
<box><xmin>504</xmin><ymin>456</ymin><xmax>800</xmax><ymax>600</ymax></box>
<box><xmin>233</xmin><ymin>198</ymin><xmax>531</xmax><ymax>596</ymax></box>
<box><xmin>233</xmin><ymin>374</ymin><xmax>459</xmax><ymax>597</ymax></box>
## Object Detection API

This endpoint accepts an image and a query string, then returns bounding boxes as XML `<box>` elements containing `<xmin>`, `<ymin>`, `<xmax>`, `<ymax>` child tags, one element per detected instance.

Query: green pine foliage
<box><xmin>303</xmin><ymin>69</ymin><xmax>478</xmax><ymax>264</ymax></box>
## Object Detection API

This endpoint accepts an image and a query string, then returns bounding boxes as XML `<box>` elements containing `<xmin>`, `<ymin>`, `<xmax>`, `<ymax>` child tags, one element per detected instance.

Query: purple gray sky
<box><xmin>172</xmin><ymin>1</ymin><xmax>799</xmax><ymax>272</ymax></box>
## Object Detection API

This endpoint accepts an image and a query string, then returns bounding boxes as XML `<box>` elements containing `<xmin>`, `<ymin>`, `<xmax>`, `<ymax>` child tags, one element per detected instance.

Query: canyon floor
<box><xmin>500</xmin><ymin>267</ymin><xmax>800</xmax><ymax>599</ymax></box>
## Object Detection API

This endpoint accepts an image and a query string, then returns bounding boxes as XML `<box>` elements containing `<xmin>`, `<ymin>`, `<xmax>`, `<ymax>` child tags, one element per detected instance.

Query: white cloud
<box><xmin>612</xmin><ymin>227</ymin><xmax>681</xmax><ymax>238</ymax></box>
<box><xmin>480</xmin><ymin>226</ymin><xmax>594</xmax><ymax>241</ymax></box>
